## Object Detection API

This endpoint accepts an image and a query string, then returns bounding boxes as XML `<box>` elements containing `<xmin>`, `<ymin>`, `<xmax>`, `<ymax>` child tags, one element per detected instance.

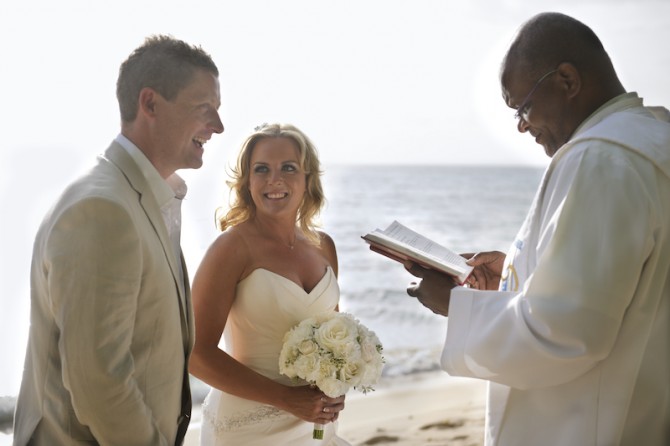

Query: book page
<box><xmin>380</xmin><ymin>221</ymin><xmax>468</xmax><ymax>269</ymax></box>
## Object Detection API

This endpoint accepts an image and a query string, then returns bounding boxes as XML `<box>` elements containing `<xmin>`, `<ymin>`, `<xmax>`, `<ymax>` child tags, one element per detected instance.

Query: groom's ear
<box><xmin>138</xmin><ymin>87</ymin><xmax>159</xmax><ymax>118</ymax></box>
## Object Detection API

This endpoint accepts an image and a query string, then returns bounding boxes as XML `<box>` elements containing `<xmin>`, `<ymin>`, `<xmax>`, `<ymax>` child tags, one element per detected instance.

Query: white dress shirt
<box><xmin>114</xmin><ymin>134</ymin><xmax>187</xmax><ymax>285</ymax></box>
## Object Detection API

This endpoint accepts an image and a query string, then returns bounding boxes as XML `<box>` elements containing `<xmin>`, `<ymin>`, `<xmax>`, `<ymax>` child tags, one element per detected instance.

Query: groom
<box><xmin>13</xmin><ymin>36</ymin><xmax>224</xmax><ymax>445</ymax></box>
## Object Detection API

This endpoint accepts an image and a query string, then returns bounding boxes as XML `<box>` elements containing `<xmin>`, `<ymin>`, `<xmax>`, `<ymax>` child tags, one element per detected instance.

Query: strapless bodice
<box><xmin>224</xmin><ymin>266</ymin><xmax>339</xmax><ymax>381</ymax></box>
<box><xmin>200</xmin><ymin>266</ymin><xmax>350</xmax><ymax>445</ymax></box>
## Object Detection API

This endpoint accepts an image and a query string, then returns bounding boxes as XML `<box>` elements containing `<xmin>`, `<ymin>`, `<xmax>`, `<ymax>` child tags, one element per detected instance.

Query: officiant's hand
<box><xmin>462</xmin><ymin>251</ymin><xmax>505</xmax><ymax>290</ymax></box>
<box><xmin>283</xmin><ymin>385</ymin><xmax>345</xmax><ymax>424</ymax></box>
<box><xmin>405</xmin><ymin>261</ymin><xmax>458</xmax><ymax>317</ymax></box>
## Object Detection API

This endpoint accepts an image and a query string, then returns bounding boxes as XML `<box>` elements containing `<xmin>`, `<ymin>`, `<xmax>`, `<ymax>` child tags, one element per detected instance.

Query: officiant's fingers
<box><xmin>466</xmin><ymin>275</ymin><xmax>479</xmax><ymax>289</ymax></box>
<box><xmin>407</xmin><ymin>282</ymin><xmax>421</xmax><ymax>298</ymax></box>
<box><xmin>403</xmin><ymin>260</ymin><xmax>427</xmax><ymax>278</ymax></box>
<box><xmin>466</xmin><ymin>250</ymin><xmax>505</xmax><ymax>267</ymax></box>
<box><xmin>465</xmin><ymin>252</ymin><xmax>486</xmax><ymax>266</ymax></box>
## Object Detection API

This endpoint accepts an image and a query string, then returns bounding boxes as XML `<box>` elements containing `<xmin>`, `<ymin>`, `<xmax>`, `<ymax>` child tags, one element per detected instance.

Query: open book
<box><xmin>362</xmin><ymin>220</ymin><xmax>473</xmax><ymax>284</ymax></box>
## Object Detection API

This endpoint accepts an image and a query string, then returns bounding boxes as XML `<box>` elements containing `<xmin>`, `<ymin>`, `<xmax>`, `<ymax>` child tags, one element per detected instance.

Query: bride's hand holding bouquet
<box><xmin>279</xmin><ymin>311</ymin><xmax>385</xmax><ymax>439</ymax></box>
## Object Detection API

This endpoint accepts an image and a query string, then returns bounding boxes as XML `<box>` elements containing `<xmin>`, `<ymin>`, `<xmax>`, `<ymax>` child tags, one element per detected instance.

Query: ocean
<box><xmin>318</xmin><ymin>164</ymin><xmax>543</xmax><ymax>377</ymax></box>
<box><xmin>0</xmin><ymin>164</ymin><xmax>544</xmax><ymax>442</ymax></box>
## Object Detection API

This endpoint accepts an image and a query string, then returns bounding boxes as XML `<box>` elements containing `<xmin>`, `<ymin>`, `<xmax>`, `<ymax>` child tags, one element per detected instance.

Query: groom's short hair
<box><xmin>116</xmin><ymin>34</ymin><xmax>218</xmax><ymax>123</ymax></box>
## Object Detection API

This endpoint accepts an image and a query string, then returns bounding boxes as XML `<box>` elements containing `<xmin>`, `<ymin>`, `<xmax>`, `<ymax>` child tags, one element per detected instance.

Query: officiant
<box><xmin>405</xmin><ymin>12</ymin><xmax>670</xmax><ymax>446</ymax></box>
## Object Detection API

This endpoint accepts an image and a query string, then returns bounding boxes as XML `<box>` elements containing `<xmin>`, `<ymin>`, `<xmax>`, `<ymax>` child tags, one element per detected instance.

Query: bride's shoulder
<box><xmin>316</xmin><ymin>230</ymin><xmax>338</xmax><ymax>274</ymax></box>
<box><xmin>316</xmin><ymin>230</ymin><xmax>336</xmax><ymax>250</ymax></box>
<box><xmin>205</xmin><ymin>225</ymin><xmax>252</xmax><ymax>262</ymax></box>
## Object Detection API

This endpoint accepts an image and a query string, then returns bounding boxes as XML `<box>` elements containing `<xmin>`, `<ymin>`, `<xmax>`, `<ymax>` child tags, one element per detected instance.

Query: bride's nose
<box><xmin>268</xmin><ymin>170</ymin><xmax>284</xmax><ymax>184</ymax></box>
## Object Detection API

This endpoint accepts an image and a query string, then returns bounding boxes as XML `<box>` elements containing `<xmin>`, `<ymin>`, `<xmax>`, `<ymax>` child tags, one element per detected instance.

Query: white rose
<box><xmin>279</xmin><ymin>358</ymin><xmax>296</xmax><ymax>378</ymax></box>
<box><xmin>318</xmin><ymin>376</ymin><xmax>349</xmax><ymax>398</ymax></box>
<box><xmin>278</xmin><ymin>343</ymin><xmax>299</xmax><ymax>377</ymax></box>
<box><xmin>361</xmin><ymin>340</ymin><xmax>379</xmax><ymax>362</ymax></box>
<box><xmin>339</xmin><ymin>358</ymin><xmax>364</xmax><ymax>386</ymax></box>
<box><xmin>294</xmin><ymin>353</ymin><xmax>320</xmax><ymax>381</ymax></box>
<box><xmin>298</xmin><ymin>339</ymin><xmax>318</xmax><ymax>355</ymax></box>
<box><xmin>316</xmin><ymin>356</ymin><xmax>338</xmax><ymax>381</ymax></box>
<box><xmin>359</xmin><ymin>360</ymin><xmax>384</xmax><ymax>387</ymax></box>
<box><xmin>292</xmin><ymin>323</ymin><xmax>315</xmax><ymax>342</ymax></box>
<box><xmin>315</xmin><ymin>315</ymin><xmax>358</xmax><ymax>357</ymax></box>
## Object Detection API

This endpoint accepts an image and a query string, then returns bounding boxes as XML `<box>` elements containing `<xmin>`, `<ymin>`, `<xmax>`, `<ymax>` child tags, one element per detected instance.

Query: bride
<box><xmin>190</xmin><ymin>123</ymin><xmax>351</xmax><ymax>445</ymax></box>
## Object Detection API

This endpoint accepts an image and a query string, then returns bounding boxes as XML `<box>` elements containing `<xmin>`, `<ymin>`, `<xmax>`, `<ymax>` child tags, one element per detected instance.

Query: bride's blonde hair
<box><xmin>216</xmin><ymin>123</ymin><xmax>325</xmax><ymax>245</ymax></box>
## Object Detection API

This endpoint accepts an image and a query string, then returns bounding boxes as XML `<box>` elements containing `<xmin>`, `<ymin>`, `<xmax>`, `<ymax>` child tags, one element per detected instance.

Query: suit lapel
<box><xmin>103</xmin><ymin>142</ymin><xmax>191</xmax><ymax>351</ymax></box>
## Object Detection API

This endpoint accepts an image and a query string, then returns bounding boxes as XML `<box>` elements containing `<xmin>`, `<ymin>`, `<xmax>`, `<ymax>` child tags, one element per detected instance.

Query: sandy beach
<box><xmin>0</xmin><ymin>371</ymin><xmax>485</xmax><ymax>446</ymax></box>
<box><xmin>184</xmin><ymin>371</ymin><xmax>486</xmax><ymax>446</ymax></box>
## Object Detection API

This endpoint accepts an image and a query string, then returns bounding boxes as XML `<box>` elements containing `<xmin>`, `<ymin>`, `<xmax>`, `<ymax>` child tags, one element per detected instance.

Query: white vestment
<box><xmin>442</xmin><ymin>93</ymin><xmax>670</xmax><ymax>446</ymax></box>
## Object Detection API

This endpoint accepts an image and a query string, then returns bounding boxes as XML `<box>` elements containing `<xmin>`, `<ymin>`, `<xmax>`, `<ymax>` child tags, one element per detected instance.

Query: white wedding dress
<box><xmin>200</xmin><ymin>266</ymin><xmax>352</xmax><ymax>445</ymax></box>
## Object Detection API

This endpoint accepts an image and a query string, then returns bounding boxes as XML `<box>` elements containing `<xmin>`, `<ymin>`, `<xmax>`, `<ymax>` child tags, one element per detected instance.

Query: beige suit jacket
<box><xmin>13</xmin><ymin>142</ymin><xmax>195</xmax><ymax>445</ymax></box>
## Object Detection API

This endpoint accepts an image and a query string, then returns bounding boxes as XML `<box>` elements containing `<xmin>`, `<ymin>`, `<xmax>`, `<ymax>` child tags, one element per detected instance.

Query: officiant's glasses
<box><xmin>514</xmin><ymin>68</ymin><xmax>559</xmax><ymax>122</ymax></box>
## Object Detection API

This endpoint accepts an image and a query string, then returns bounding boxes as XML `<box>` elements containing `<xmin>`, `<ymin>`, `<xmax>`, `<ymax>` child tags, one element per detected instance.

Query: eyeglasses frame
<box><xmin>513</xmin><ymin>68</ymin><xmax>559</xmax><ymax>121</ymax></box>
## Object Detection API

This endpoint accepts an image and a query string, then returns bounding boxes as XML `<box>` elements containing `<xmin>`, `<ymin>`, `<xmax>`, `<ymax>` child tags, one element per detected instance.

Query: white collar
<box><xmin>114</xmin><ymin>134</ymin><xmax>187</xmax><ymax>207</ymax></box>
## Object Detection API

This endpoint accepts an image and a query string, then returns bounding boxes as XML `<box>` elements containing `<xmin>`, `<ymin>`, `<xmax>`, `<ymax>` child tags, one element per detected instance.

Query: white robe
<box><xmin>442</xmin><ymin>94</ymin><xmax>670</xmax><ymax>446</ymax></box>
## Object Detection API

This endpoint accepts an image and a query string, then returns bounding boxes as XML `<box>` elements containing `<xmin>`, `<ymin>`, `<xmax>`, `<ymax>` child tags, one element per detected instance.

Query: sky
<box><xmin>1</xmin><ymin>0</ymin><xmax>670</xmax><ymax>398</ymax></box>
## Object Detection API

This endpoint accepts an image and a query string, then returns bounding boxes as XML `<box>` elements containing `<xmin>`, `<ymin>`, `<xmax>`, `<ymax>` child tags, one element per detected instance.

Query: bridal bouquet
<box><xmin>279</xmin><ymin>311</ymin><xmax>384</xmax><ymax>439</ymax></box>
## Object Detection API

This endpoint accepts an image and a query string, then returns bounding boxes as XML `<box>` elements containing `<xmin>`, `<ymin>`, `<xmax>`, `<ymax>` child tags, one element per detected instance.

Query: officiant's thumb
<box><xmin>407</xmin><ymin>281</ymin><xmax>421</xmax><ymax>298</ymax></box>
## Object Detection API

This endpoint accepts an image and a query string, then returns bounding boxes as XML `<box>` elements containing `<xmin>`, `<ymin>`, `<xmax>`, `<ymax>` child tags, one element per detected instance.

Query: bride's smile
<box><xmin>249</xmin><ymin>136</ymin><xmax>306</xmax><ymax>217</ymax></box>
